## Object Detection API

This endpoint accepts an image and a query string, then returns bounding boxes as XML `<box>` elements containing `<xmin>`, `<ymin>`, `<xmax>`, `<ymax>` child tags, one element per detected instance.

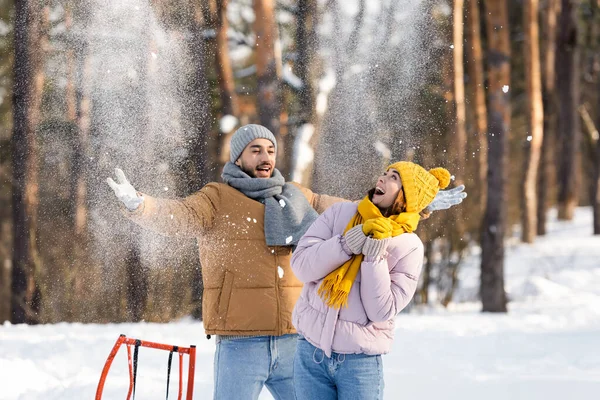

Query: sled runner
<box><xmin>95</xmin><ymin>334</ymin><xmax>196</xmax><ymax>400</ymax></box>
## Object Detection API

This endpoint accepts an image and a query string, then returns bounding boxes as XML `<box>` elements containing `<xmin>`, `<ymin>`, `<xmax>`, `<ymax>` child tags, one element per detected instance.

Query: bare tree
<box><xmin>538</xmin><ymin>0</ymin><xmax>560</xmax><ymax>235</ymax></box>
<box><xmin>466</xmin><ymin>0</ymin><xmax>488</xmax><ymax>213</ymax></box>
<box><xmin>480</xmin><ymin>0</ymin><xmax>510</xmax><ymax>313</ymax></box>
<box><xmin>555</xmin><ymin>0</ymin><xmax>581</xmax><ymax>220</ymax></box>
<box><xmin>521</xmin><ymin>0</ymin><xmax>544</xmax><ymax>243</ymax></box>
<box><xmin>11</xmin><ymin>1</ymin><xmax>47</xmax><ymax>324</ymax></box>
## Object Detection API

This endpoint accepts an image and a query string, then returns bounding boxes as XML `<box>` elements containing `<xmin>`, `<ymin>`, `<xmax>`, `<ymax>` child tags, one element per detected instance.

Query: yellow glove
<box><xmin>362</xmin><ymin>217</ymin><xmax>393</xmax><ymax>239</ymax></box>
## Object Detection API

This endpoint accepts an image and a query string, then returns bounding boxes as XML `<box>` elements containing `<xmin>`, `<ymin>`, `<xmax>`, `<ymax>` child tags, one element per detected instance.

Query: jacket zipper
<box><xmin>275</xmin><ymin>252</ymin><xmax>281</xmax><ymax>336</ymax></box>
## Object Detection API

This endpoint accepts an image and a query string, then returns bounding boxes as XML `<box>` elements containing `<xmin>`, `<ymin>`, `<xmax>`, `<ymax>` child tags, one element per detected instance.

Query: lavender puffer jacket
<box><xmin>291</xmin><ymin>201</ymin><xmax>424</xmax><ymax>358</ymax></box>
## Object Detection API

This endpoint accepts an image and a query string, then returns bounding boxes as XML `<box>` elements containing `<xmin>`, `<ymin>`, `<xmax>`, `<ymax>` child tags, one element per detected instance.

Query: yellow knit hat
<box><xmin>387</xmin><ymin>161</ymin><xmax>451</xmax><ymax>213</ymax></box>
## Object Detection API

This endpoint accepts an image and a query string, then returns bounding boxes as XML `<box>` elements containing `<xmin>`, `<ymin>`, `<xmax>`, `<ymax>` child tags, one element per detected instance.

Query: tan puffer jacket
<box><xmin>126</xmin><ymin>182</ymin><xmax>345</xmax><ymax>336</ymax></box>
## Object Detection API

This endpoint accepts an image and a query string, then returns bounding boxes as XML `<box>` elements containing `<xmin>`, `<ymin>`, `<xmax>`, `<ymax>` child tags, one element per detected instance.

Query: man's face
<box><xmin>235</xmin><ymin>138</ymin><xmax>277</xmax><ymax>178</ymax></box>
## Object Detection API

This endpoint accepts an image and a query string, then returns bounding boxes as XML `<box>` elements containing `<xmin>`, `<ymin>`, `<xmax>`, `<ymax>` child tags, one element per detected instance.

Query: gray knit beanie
<box><xmin>229</xmin><ymin>124</ymin><xmax>278</xmax><ymax>163</ymax></box>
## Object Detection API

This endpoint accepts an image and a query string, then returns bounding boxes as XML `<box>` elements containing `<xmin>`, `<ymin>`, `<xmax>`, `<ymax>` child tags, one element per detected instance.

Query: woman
<box><xmin>290</xmin><ymin>161</ymin><xmax>452</xmax><ymax>400</ymax></box>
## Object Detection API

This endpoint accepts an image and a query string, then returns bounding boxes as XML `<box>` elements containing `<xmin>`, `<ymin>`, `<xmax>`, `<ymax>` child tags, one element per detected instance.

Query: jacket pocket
<box><xmin>217</xmin><ymin>270</ymin><xmax>234</xmax><ymax>329</ymax></box>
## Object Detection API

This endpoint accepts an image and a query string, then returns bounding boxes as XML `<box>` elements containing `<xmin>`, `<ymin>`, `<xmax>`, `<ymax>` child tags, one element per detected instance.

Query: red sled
<box><xmin>95</xmin><ymin>334</ymin><xmax>196</xmax><ymax>400</ymax></box>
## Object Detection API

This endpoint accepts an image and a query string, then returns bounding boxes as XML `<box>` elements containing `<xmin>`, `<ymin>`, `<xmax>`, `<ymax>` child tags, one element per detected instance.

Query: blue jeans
<box><xmin>293</xmin><ymin>336</ymin><xmax>384</xmax><ymax>400</ymax></box>
<box><xmin>213</xmin><ymin>334</ymin><xmax>297</xmax><ymax>400</ymax></box>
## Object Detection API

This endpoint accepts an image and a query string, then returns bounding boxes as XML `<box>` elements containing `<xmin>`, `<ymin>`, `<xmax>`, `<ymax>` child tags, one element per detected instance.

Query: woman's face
<box><xmin>372</xmin><ymin>168</ymin><xmax>402</xmax><ymax>209</ymax></box>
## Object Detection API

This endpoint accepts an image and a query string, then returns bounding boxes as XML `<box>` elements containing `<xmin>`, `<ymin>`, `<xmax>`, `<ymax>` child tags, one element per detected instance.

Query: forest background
<box><xmin>0</xmin><ymin>0</ymin><xmax>598</xmax><ymax>324</ymax></box>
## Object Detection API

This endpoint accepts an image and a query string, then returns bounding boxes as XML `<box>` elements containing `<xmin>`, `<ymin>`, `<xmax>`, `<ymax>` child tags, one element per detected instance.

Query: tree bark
<box><xmin>291</xmin><ymin>0</ymin><xmax>319</xmax><ymax>185</ymax></box>
<box><xmin>453</xmin><ymin>0</ymin><xmax>467</xmax><ymax>181</ymax></box>
<box><xmin>0</xmin><ymin>222</ymin><xmax>10</xmax><ymax>322</ymax></box>
<box><xmin>480</xmin><ymin>0</ymin><xmax>510</xmax><ymax>313</ymax></box>
<box><xmin>11</xmin><ymin>1</ymin><xmax>46</xmax><ymax>324</ymax></box>
<box><xmin>214</xmin><ymin>0</ymin><xmax>238</xmax><ymax>117</ymax></box>
<box><xmin>123</xmin><ymin>18</ymin><xmax>155</xmax><ymax>322</ymax></box>
<box><xmin>419</xmin><ymin>240</ymin><xmax>433</xmax><ymax>305</ymax></box>
<box><xmin>253</xmin><ymin>0</ymin><xmax>285</xmax><ymax>173</ymax></box>
<box><xmin>538</xmin><ymin>0</ymin><xmax>560</xmax><ymax>235</ymax></box>
<box><xmin>183</xmin><ymin>5</ymin><xmax>213</xmax><ymax>192</ymax></box>
<box><xmin>594</xmin><ymin>130</ymin><xmax>600</xmax><ymax>234</ymax></box>
<box><xmin>213</xmin><ymin>0</ymin><xmax>240</xmax><ymax>179</ymax></box>
<box><xmin>296</xmin><ymin>0</ymin><xmax>318</xmax><ymax>126</ymax></box>
<box><xmin>595</xmin><ymin>63</ymin><xmax>600</xmax><ymax>234</ymax></box>
<box><xmin>466</xmin><ymin>0</ymin><xmax>488</xmax><ymax>213</ymax></box>
<box><xmin>125</xmin><ymin>235</ymin><xmax>148</xmax><ymax>322</ymax></box>
<box><xmin>521</xmin><ymin>0</ymin><xmax>544</xmax><ymax>243</ymax></box>
<box><xmin>66</xmin><ymin>4</ymin><xmax>91</xmax><ymax>308</ymax></box>
<box><xmin>185</xmin><ymin>3</ymin><xmax>212</xmax><ymax>318</ymax></box>
<box><xmin>555</xmin><ymin>0</ymin><xmax>580</xmax><ymax>220</ymax></box>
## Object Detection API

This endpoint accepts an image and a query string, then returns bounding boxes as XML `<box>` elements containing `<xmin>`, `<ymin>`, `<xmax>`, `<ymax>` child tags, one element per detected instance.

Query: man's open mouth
<box><xmin>256</xmin><ymin>165</ymin><xmax>272</xmax><ymax>174</ymax></box>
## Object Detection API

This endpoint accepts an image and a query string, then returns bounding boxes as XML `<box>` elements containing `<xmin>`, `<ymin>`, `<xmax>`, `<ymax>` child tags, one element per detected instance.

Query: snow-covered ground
<box><xmin>1</xmin><ymin>207</ymin><xmax>599</xmax><ymax>399</ymax></box>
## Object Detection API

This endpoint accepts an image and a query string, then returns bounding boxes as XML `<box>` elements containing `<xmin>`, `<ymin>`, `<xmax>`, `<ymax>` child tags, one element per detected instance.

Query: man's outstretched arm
<box><xmin>107</xmin><ymin>168</ymin><xmax>220</xmax><ymax>237</ymax></box>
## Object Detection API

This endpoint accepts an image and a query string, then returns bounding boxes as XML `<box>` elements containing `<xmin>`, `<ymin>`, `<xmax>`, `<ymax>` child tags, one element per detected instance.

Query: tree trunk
<box><xmin>11</xmin><ymin>1</ymin><xmax>46</xmax><ymax>324</ymax></box>
<box><xmin>215</xmin><ymin>0</ymin><xmax>238</xmax><ymax>118</ymax></box>
<box><xmin>185</xmin><ymin>4</ymin><xmax>212</xmax><ymax>319</ymax></box>
<box><xmin>291</xmin><ymin>0</ymin><xmax>318</xmax><ymax>185</ymax></box>
<box><xmin>595</xmin><ymin>61</ymin><xmax>600</xmax><ymax>234</ymax></box>
<box><xmin>125</xmin><ymin>235</ymin><xmax>148</xmax><ymax>322</ymax></box>
<box><xmin>538</xmin><ymin>0</ymin><xmax>560</xmax><ymax>235</ymax></box>
<box><xmin>253</xmin><ymin>0</ymin><xmax>285</xmax><ymax>173</ymax></box>
<box><xmin>183</xmin><ymin>7</ymin><xmax>213</xmax><ymax>192</ymax></box>
<box><xmin>521</xmin><ymin>0</ymin><xmax>544</xmax><ymax>243</ymax></box>
<box><xmin>419</xmin><ymin>240</ymin><xmax>433</xmax><ymax>305</ymax></box>
<box><xmin>446</xmin><ymin>0</ymin><xmax>467</xmax><ymax>303</ymax></box>
<box><xmin>123</xmin><ymin>21</ymin><xmax>155</xmax><ymax>322</ymax></box>
<box><xmin>480</xmin><ymin>0</ymin><xmax>509</xmax><ymax>313</ymax></box>
<box><xmin>66</xmin><ymin>4</ymin><xmax>91</xmax><ymax>309</ymax></box>
<box><xmin>453</xmin><ymin>0</ymin><xmax>467</xmax><ymax>181</ymax></box>
<box><xmin>594</xmin><ymin>131</ymin><xmax>600</xmax><ymax>234</ymax></box>
<box><xmin>555</xmin><ymin>0</ymin><xmax>580</xmax><ymax>220</ymax></box>
<box><xmin>467</xmin><ymin>0</ymin><xmax>488</xmax><ymax>213</ymax></box>
<box><xmin>213</xmin><ymin>0</ymin><xmax>240</xmax><ymax>178</ymax></box>
<box><xmin>296</xmin><ymin>0</ymin><xmax>317</xmax><ymax>125</ymax></box>
<box><xmin>0</xmin><ymin>222</ymin><xmax>10</xmax><ymax>322</ymax></box>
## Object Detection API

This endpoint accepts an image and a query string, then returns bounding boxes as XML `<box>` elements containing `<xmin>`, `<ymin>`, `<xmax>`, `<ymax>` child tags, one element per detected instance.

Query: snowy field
<box><xmin>1</xmin><ymin>207</ymin><xmax>599</xmax><ymax>399</ymax></box>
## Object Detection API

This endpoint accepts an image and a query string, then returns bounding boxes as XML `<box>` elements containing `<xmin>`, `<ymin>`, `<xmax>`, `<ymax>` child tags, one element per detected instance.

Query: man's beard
<box><xmin>239</xmin><ymin>162</ymin><xmax>273</xmax><ymax>178</ymax></box>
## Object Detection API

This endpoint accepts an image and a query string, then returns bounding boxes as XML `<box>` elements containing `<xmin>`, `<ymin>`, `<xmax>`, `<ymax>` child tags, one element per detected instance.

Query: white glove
<box><xmin>425</xmin><ymin>184</ymin><xmax>467</xmax><ymax>213</ymax></box>
<box><xmin>106</xmin><ymin>168</ymin><xmax>144</xmax><ymax>211</ymax></box>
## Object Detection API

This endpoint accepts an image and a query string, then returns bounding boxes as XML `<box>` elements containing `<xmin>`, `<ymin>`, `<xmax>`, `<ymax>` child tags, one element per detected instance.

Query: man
<box><xmin>107</xmin><ymin>124</ymin><xmax>466</xmax><ymax>399</ymax></box>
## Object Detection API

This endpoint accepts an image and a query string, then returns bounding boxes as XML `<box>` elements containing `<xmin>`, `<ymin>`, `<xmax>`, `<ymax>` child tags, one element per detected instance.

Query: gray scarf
<box><xmin>221</xmin><ymin>162</ymin><xmax>319</xmax><ymax>247</ymax></box>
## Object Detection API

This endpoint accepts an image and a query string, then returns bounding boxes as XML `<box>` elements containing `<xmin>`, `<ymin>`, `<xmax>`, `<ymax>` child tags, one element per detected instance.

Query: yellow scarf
<box><xmin>317</xmin><ymin>195</ymin><xmax>421</xmax><ymax>309</ymax></box>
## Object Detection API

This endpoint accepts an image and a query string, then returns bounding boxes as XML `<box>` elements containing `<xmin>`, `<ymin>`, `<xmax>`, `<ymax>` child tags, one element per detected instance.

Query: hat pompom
<box><xmin>429</xmin><ymin>168</ymin><xmax>451</xmax><ymax>189</ymax></box>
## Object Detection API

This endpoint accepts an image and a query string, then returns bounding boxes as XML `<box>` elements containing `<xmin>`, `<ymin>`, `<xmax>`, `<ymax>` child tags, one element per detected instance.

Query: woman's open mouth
<box><xmin>373</xmin><ymin>186</ymin><xmax>385</xmax><ymax>200</ymax></box>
